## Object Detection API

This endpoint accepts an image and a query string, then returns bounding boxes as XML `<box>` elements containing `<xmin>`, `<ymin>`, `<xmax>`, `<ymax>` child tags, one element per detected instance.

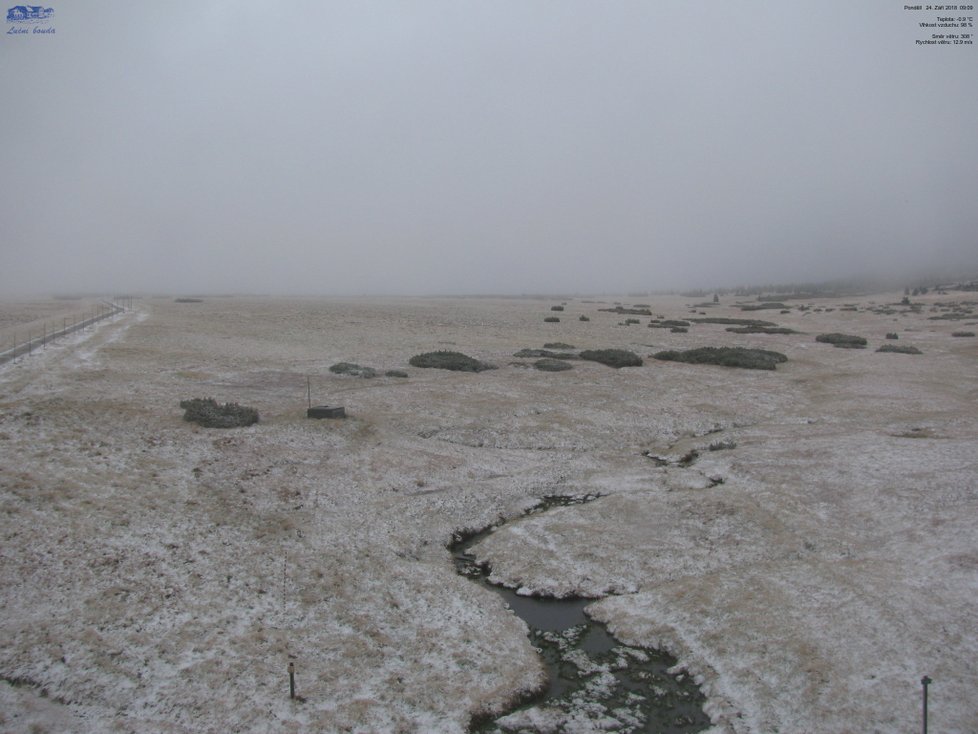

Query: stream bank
<box><xmin>451</xmin><ymin>495</ymin><xmax>711</xmax><ymax>733</ymax></box>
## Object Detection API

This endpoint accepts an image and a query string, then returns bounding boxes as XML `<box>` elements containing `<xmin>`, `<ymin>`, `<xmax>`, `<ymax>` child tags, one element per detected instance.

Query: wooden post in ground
<box><xmin>921</xmin><ymin>676</ymin><xmax>931</xmax><ymax>734</ymax></box>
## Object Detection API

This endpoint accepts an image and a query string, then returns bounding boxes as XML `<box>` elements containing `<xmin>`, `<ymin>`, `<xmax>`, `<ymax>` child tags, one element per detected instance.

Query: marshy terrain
<box><xmin>1</xmin><ymin>291</ymin><xmax>976</xmax><ymax>732</ymax></box>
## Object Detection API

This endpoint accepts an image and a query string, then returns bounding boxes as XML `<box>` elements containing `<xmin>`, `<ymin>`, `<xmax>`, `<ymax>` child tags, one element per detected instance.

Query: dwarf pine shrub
<box><xmin>653</xmin><ymin>346</ymin><xmax>787</xmax><ymax>370</ymax></box>
<box><xmin>815</xmin><ymin>333</ymin><xmax>867</xmax><ymax>348</ymax></box>
<box><xmin>534</xmin><ymin>358</ymin><xmax>573</xmax><ymax>371</ymax></box>
<box><xmin>726</xmin><ymin>326</ymin><xmax>797</xmax><ymax>334</ymax></box>
<box><xmin>708</xmin><ymin>439</ymin><xmax>737</xmax><ymax>451</ymax></box>
<box><xmin>329</xmin><ymin>362</ymin><xmax>377</xmax><ymax>378</ymax></box>
<box><xmin>514</xmin><ymin>348</ymin><xmax>577</xmax><ymax>359</ymax></box>
<box><xmin>689</xmin><ymin>317</ymin><xmax>777</xmax><ymax>326</ymax></box>
<box><xmin>579</xmin><ymin>349</ymin><xmax>643</xmax><ymax>368</ymax></box>
<box><xmin>876</xmin><ymin>344</ymin><xmax>922</xmax><ymax>354</ymax></box>
<box><xmin>180</xmin><ymin>398</ymin><xmax>259</xmax><ymax>428</ymax></box>
<box><xmin>408</xmin><ymin>351</ymin><xmax>496</xmax><ymax>372</ymax></box>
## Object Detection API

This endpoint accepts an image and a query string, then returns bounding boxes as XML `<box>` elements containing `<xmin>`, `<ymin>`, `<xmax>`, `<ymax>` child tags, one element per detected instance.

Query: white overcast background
<box><xmin>1</xmin><ymin>1</ymin><xmax>976</xmax><ymax>296</ymax></box>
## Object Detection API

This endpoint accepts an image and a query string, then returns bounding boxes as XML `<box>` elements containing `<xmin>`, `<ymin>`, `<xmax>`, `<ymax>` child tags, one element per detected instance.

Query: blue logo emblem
<box><xmin>6</xmin><ymin>5</ymin><xmax>55</xmax><ymax>34</ymax></box>
<box><xmin>7</xmin><ymin>5</ymin><xmax>54</xmax><ymax>22</ymax></box>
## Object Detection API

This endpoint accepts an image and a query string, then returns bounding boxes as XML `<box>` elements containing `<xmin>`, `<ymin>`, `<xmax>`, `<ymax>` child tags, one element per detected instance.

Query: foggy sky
<box><xmin>2</xmin><ymin>1</ymin><xmax>976</xmax><ymax>296</ymax></box>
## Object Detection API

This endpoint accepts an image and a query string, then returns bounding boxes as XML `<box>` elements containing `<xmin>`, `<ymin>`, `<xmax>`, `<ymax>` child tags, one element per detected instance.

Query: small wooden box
<box><xmin>307</xmin><ymin>405</ymin><xmax>346</xmax><ymax>419</ymax></box>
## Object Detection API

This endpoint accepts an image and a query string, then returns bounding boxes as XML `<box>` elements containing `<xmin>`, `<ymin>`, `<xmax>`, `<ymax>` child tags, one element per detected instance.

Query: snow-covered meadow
<box><xmin>1</xmin><ymin>292</ymin><xmax>975</xmax><ymax>732</ymax></box>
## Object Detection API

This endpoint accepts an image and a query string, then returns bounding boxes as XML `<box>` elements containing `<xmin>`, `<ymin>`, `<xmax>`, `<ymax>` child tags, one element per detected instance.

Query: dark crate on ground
<box><xmin>307</xmin><ymin>405</ymin><xmax>346</xmax><ymax>419</ymax></box>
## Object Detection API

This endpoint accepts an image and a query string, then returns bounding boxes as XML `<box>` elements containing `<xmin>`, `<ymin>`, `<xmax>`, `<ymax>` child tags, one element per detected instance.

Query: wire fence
<box><xmin>0</xmin><ymin>297</ymin><xmax>133</xmax><ymax>366</ymax></box>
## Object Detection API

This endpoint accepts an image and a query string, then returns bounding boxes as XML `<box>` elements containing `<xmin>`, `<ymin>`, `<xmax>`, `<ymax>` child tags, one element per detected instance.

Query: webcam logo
<box><xmin>6</xmin><ymin>5</ymin><xmax>55</xmax><ymax>34</ymax></box>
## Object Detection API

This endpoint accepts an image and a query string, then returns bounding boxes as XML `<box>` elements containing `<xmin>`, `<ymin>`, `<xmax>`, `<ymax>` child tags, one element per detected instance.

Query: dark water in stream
<box><xmin>451</xmin><ymin>496</ymin><xmax>711</xmax><ymax>733</ymax></box>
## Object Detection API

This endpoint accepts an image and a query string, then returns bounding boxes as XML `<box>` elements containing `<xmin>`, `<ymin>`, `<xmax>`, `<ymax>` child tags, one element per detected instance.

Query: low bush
<box><xmin>534</xmin><ymin>358</ymin><xmax>573</xmax><ymax>372</ymax></box>
<box><xmin>624</xmin><ymin>318</ymin><xmax>640</xmax><ymax>325</ymax></box>
<box><xmin>876</xmin><ymin>344</ymin><xmax>922</xmax><ymax>354</ymax></box>
<box><xmin>180</xmin><ymin>398</ymin><xmax>259</xmax><ymax>428</ymax></box>
<box><xmin>671</xmin><ymin>327</ymin><xmax>688</xmax><ymax>333</ymax></box>
<box><xmin>726</xmin><ymin>326</ymin><xmax>797</xmax><ymax>334</ymax></box>
<box><xmin>408</xmin><ymin>351</ymin><xmax>496</xmax><ymax>372</ymax></box>
<box><xmin>514</xmin><ymin>348</ymin><xmax>577</xmax><ymax>359</ymax></box>
<box><xmin>544</xmin><ymin>342</ymin><xmax>575</xmax><ymax>349</ymax></box>
<box><xmin>689</xmin><ymin>317</ymin><xmax>777</xmax><ymax>327</ymax></box>
<box><xmin>708</xmin><ymin>439</ymin><xmax>737</xmax><ymax>451</ymax></box>
<box><xmin>550</xmin><ymin>305</ymin><xmax>564</xmax><ymax>311</ymax></box>
<box><xmin>579</xmin><ymin>349</ymin><xmax>643</xmax><ymax>368</ymax></box>
<box><xmin>544</xmin><ymin>316</ymin><xmax>560</xmax><ymax>323</ymax></box>
<box><xmin>951</xmin><ymin>331</ymin><xmax>975</xmax><ymax>337</ymax></box>
<box><xmin>329</xmin><ymin>362</ymin><xmax>377</xmax><ymax>378</ymax></box>
<box><xmin>578</xmin><ymin>315</ymin><xmax>590</xmax><ymax>322</ymax></box>
<box><xmin>653</xmin><ymin>346</ymin><xmax>788</xmax><ymax>370</ymax></box>
<box><xmin>599</xmin><ymin>306</ymin><xmax>652</xmax><ymax>316</ymax></box>
<box><xmin>815</xmin><ymin>333</ymin><xmax>867</xmax><ymax>349</ymax></box>
<box><xmin>885</xmin><ymin>332</ymin><xmax>899</xmax><ymax>340</ymax></box>
<box><xmin>385</xmin><ymin>369</ymin><xmax>409</xmax><ymax>378</ymax></box>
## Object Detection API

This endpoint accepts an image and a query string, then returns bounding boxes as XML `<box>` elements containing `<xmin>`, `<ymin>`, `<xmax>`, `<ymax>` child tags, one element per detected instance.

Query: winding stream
<box><xmin>452</xmin><ymin>495</ymin><xmax>711</xmax><ymax>733</ymax></box>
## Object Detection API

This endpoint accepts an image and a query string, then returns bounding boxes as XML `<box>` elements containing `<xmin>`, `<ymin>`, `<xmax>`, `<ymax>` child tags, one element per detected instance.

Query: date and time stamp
<box><xmin>904</xmin><ymin>4</ymin><xmax>974</xmax><ymax>45</ymax></box>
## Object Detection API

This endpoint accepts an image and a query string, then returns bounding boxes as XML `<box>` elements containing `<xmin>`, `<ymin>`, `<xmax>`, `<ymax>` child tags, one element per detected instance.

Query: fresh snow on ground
<box><xmin>0</xmin><ymin>293</ymin><xmax>975</xmax><ymax>732</ymax></box>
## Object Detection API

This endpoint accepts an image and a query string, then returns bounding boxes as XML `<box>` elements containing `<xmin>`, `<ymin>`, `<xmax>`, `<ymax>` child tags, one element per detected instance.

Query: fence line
<box><xmin>0</xmin><ymin>298</ymin><xmax>130</xmax><ymax>366</ymax></box>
